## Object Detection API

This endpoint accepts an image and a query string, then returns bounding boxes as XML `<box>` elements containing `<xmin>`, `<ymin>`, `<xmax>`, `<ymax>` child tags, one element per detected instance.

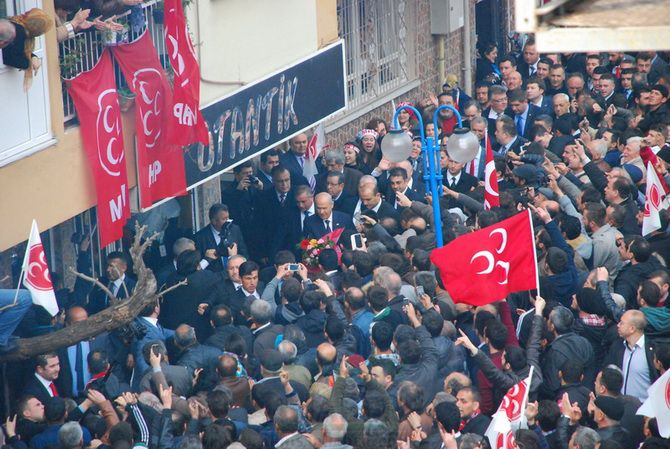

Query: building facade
<box><xmin>0</xmin><ymin>0</ymin><xmax>483</xmax><ymax>289</ymax></box>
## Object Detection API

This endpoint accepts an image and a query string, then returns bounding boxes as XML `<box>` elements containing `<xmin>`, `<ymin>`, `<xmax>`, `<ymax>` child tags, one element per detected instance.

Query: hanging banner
<box><xmin>183</xmin><ymin>40</ymin><xmax>346</xmax><ymax>189</ymax></box>
<box><xmin>112</xmin><ymin>31</ymin><xmax>187</xmax><ymax>208</ymax></box>
<box><xmin>164</xmin><ymin>0</ymin><xmax>209</xmax><ymax>146</ymax></box>
<box><xmin>67</xmin><ymin>51</ymin><xmax>130</xmax><ymax>247</ymax></box>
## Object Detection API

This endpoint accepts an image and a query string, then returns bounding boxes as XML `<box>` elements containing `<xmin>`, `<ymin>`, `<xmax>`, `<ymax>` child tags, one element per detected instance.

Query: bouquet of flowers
<box><xmin>299</xmin><ymin>236</ymin><xmax>338</xmax><ymax>269</ymax></box>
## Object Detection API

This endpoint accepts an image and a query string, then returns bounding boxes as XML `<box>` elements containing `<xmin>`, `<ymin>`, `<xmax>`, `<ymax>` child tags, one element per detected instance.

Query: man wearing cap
<box><xmin>511</xmin><ymin>164</ymin><xmax>538</xmax><ymax>187</ymax></box>
<box><xmin>589</xmin><ymin>395</ymin><xmax>634</xmax><ymax>449</ymax></box>
<box><xmin>638</xmin><ymin>84</ymin><xmax>670</xmax><ymax>133</ymax></box>
<box><xmin>253</xmin><ymin>349</ymin><xmax>308</xmax><ymax>403</ymax></box>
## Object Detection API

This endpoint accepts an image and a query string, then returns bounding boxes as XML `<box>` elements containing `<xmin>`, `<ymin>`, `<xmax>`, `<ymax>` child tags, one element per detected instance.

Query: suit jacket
<box><xmin>333</xmin><ymin>192</ymin><xmax>358</xmax><ymax>216</ymax></box>
<box><xmin>303</xmin><ymin>211</ymin><xmax>354</xmax><ymax>239</ymax></box>
<box><xmin>131</xmin><ymin>316</ymin><xmax>176</xmax><ymax>389</ymax></box>
<box><xmin>602</xmin><ymin>92</ymin><xmax>628</xmax><ymax>109</ymax></box>
<box><xmin>57</xmin><ymin>333</ymin><xmax>110</xmax><ymax>398</ymax></box>
<box><xmin>279</xmin><ymin>152</ymin><xmax>310</xmax><ymax>187</ymax></box>
<box><xmin>177</xmin><ymin>343</ymin><xmax>223</xmax><ymax>390</ymax></box>
<box><xmin>388</xmin><ymin>187</ymin><xmax>423</xmax><ymax>212</ymax></box>
<box><xmin>497</xmin><ymin>135</ymin><xmax>528</xmax><ymax>156</ymax></box>
<box><xmin>86</xmin><ymin>275</ymin><xmax>137</xmax><ymax>315</ymax></box>
<box><xmin>256</xmin><ymin>169</ymin><xmax>275</xmax><ymax>191</ymax></box>
<box><xmin>22</xmin><ymin>374</ymin><xmax>54</xmax><ymax>405</ymax></box>
<box><xmin>605</xmin><ymin>336</ymin><xmax>659</xmax><ymax>385</ymax></box>
<box><xmin>159</xmin><ymin>270</ymin><xmax>220</xmax><ymax>338</ymax></box>
<box><xmin>462</xmin><ymin>413</ymin><xmax>491</xmax><ymax>436</ymax></box>
<box><xmin>139</xmin><ymin>363</ymin><xmax>192</xmax><ymax>396</ymax></box>
<box><xmin>483</xmin><ymin>106</ymin><xmax>513</xmax><ymax>145</ymax></box>
<box><xmin>154</xmin><ymin>262</ymin><xmax>177</xmax><ymax>290</ymax></box>
<box><xmin>367</xmin><ymin>200</ymin><xmax>400</xmax><ymax>223</ymax></box>
<box><xmin>316</xmin><ymin>168</ymin><xmax>363</xmax><ymax>198</ymax></box>
<box><xmin>515</xmin><ymin>104</ymin><xmax>542</xmax><ymax>140</ymax></box>
<box><xmin>648</xmin><ymin>55</ymin><xmax>670</xmax><ymax>84</ymax></box>
<box><xmin>530</xmin><ymin>95</ymin><xmax>553</xmax><ymax>116</ymax></box>
<box><xmin>255</xmin><ymin>188</ymin><xmax>300</xmax><ymax>260</ymax></box>
<box><xmin>443</xmin><ymin>171</ymin><xmax>479</xmax><ymax>194</ymax></box>
<box><xmin>193</xmin><ymin>223</ymin><xmax>248</xmax><ymax>272</ymax></box>
<box><xmin>226</xmin><ymin>283</ymin><xmax>266</xmax><ymax>326</ymax></box>
<box><xmin>517</xmin><ymin>60</ymin><xmax>538</xmax><ymax>80</ymax></box>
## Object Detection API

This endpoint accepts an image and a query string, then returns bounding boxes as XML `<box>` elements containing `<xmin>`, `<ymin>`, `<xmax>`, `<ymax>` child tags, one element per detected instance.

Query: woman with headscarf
<box><xmin>1</xmin><ymin>8</ymin><xmax>52</xmax><ymax>89</ymax></box>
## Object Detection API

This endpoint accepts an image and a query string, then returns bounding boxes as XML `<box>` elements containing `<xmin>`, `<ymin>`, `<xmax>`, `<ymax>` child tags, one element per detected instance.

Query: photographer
<box><xmin>193</xmin><ymin>203</ymin><xmax>248</xmax><ymax>273</ymax></box>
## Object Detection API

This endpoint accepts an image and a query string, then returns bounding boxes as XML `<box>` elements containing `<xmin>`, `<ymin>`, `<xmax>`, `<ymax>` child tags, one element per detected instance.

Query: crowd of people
<box><xmin>2</xmin><ymin>39</ymin><xmax>670</xmax><ymax>449</ymax></box>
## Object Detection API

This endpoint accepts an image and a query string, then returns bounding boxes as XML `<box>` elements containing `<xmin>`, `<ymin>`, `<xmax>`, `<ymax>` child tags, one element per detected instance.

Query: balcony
<box><xmin>58</xmin><ymin>0</ymin><xmax>169</xmax><ymax>126</ymax></box>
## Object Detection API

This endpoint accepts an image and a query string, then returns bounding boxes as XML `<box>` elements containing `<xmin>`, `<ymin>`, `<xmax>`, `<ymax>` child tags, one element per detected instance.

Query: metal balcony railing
<box><xmin>59</xmin><ymin>0</ymin><xmax>169</xmax><ymax>126</ymax></box>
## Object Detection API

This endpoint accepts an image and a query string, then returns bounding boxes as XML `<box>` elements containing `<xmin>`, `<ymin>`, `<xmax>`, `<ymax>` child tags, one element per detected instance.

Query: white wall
<box><xmin>193</xmin><ymin>0</ymin><xmax>319</xmax><ymax>103</ymax></box>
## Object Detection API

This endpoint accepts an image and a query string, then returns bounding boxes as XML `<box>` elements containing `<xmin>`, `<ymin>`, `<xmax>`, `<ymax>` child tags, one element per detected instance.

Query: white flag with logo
<box><xmin>22</xmin><ymin>220</ymin><xmax>58</xmax><ymax>316</ymax></box>
<box><xmin>485</xmin><ymin>367</ymin><xmax>533</xmax><ymax>448</ymax></box>
<box><xmin>642</xmin><ymin>161</ymin><xmax>668</xmax><ymax>236</ymax></box>
<box><xmin>637</xmin><ymin>367</ymin><xmax>670</xmax><ymax>437</ymax></box>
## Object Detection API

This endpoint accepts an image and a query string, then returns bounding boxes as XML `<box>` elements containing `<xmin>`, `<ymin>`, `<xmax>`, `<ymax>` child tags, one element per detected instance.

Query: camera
<box><xmin>248</xmin><ymin>175</ymin><xmax>260</xmax><ymax>185</ymax></box>
<box><xmin>288</xmin><ymin>263</ymin><xmax>300</xmax><ymax>271</ymax></box>
<box><xmin>114</xmin><ymin>320</ymin><xmax>147</xmax><ymax>344</ymax></box>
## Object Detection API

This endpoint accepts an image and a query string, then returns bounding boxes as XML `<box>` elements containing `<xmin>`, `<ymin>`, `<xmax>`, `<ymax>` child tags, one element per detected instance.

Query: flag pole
<box><xmin>527</xmin><ymin>208</ymin><xmax>540</xmax><ymax>297</ymax></box>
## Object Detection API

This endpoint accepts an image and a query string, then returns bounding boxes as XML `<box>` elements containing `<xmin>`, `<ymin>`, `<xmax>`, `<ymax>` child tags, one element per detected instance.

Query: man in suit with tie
<box><xmin>620</xmin><ymin>68</ymin><xmax>635</xmax><ymax>107</ymax></box>
<box><xmin>131</xmin><ymin>298</ymin><xmax>175</xmax><ymax>390</ymax></box>
<box><xmin>57</xmin><ymin>307</ymin><xmax>110</xmax><ymax>398</ymax></box>
<box><xmin>494</xmin><ymin>115</ymin><xmax>528</xmax><ymax>155</ymax></box>
<box><xmin>509</xmin><ymin>88</ymin><xmax>541</xmax><ymax>140</ymax></box>
<box><xmin>443</xmin><ymin>155</ymin><xmax>479</xmax><ymax>209</ymax></box>
<box><xmin>294</xmin><ymin>185</ymin><xmax>315</xmax><ymax>237</ymax></box>
<box><xmin>517</xmin><ymin>37</ymin><xmax>540</xmax><ymax>81</ymax></box>
<box><xmin>526</xmin><ymin>77</ymin><xmax>553</xmax><ymax>116</ymax></box>
<box><xmin>255</xmin><ymin>166</ymin><xmax>299</xmax><ymax>261</ymax></box>
<box><xmin>279</xmin><ymin>133</ymin><xmax>310</xmax><ymax>188</ymax></box>
<box><xmin>22</xmin><ymin>353</ymin><xmax>61</xmax><ymax>404</ymax></box>
<box><xmin>357</xmin><ymin>185</ymin><xmax>399</xmax><ymax>223</ymax></box>
<box><xmin>598</xmin><ymin>73</ymin><xmax>627</xmax><ymax>108</ymax></box>
<box><xmin>303</xmin><ymin>193</ymin><xmax>354</xmax><ymax>239</ymax></box>
<box><xmin>326</xmin><ymin>171</ymin><xmax>357</xmax><ymax>215</ymax></box>
<box><xmin>483</xmin><ymin>85</ymin><xmax>512</xmax><ymax>143</ymax></box>
<box><xmin>257</xmin><ymin>149</ymin><xmax>281</xmax><ymax>190</ymax></box>
<box><xmin>86</xmin><ymin>252</ymin><xmax>136</xmax><ymax>315</ymax></box>
<box><xmin>193</xmin><ymin>203</ymin><xmax>249</xmax><ymax>272</ymax></box>
<box><xmin>228</xmin><ymin>261</ymin><xmax>266</xmax><ymax>325</ymax></box>
<box><xmin>467</xmin><ymin>117</ymin><xmax>489</xmax><ymax>180</ymax></box>
<box><xmin>387</xmin><ymin>167</ymin><xmax>423</xmax><ymax>212</ymax></box>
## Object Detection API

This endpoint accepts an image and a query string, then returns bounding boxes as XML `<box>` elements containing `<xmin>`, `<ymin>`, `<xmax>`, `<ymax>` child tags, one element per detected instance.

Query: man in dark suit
<box><xmin>57</xmin><ymin>307</ymin><xmax>110</xmax><ymax>398</ymax></box>
<box><xmin>387</xmin><ymin>167</ymin><xmax>423</xmax><ymax>212</ymax></box>
<box><xmin>86</xmin><ymin>252</ymin><xmax>136</xmax><ymax>315</ymax></box>
<box><xmin>494</xmin><ymin>115</ymin><xmax>528</xmax><ymax>155</ymax></box>
<box><xmin>509</xmin><ymin>88</ymin><xmax>542</xmax><ymax>141</ymax></box>
<box><xmin>325</xmin><ymin>171</ymin><xmax>357</xmax><ymax>215</ymax></box>
<box><xmin>175</xmin><ymin>324</ymin><xmax>223</xmax><ymax>391</ymax></box>
<box><xmin>131</xmin><ymin>298</ymin><xmax>176</xmax><ymax>390</ymax></box>
<box><xmin>255</xmin><ymin>166</ymin><xmax>300</xmax><ymax>261</ymax></box>
<box><xmin>316</xmin><ymin>150</ymin><xmax>363</xmax><ymax>197</ymax></box>
<box><xmin>605</xmin><ymin>310</ymin><xmax>658</xmax><ymax>400</ymax></box>
<box><xmin>516</xmin><ymin>37</ymin><xmax>540</xmax><ymax>80</ymax></box>
<box><xmin>227</xmin><ymin>260</ymin><xmax>266</xmax><ymax>326</ymax></box>
<box><xmin>139</xmin><ymin>340</ymin><xmax>193</xmax><ymax>396</ymax></box>
<box><xmin>442</xmin><ymin>157</ymin><xmax>479</xmax><ymax>209</ymax></box>
<box><xmin>303</xmin><ymin>192</ymin><xmax>354</xmax><ymax>239</ymax></box>
<box><xmin>257</xmin><ymin>149</ymin><xmax>281</xmax><ymax>190</ymax></box>
<box><xmin>205</xmin><ymin>304</ymin><xmax>254</xmax><ymax>355</ymax></box>
<box><xmin>456</xmin><ymin>386</ymin><xmax>492</xmax><ymax>436</ymax></box>
<box><xmin>293</xmin><ymin>185</ymin><xmax>315</xmax><ymax>240</ymax></box>
<box><xmin>598</xmin><ymin>73</ymin><xmax>628</xmax><ymax>109</ymax></box>
<box><xmin>355</xmin><ymin>184</ymin><xmax>400</xmax><ymax>223</ymax></box>
<box><xmin>23</xmin><ymin>353</ymin><xmax>61</xmax><ymax>405</ymax></box>
<box><xmin>279</xmin><ymin>133</ymin><xmax>310</xmax><ymax>188</ymax></box>
<box><xmin>526</xmin><ymin>76</ymin><xmax>553</xmax><ymax>116</ymax></box>
<box><xmin>193</xmin><ymin>203</ymin><xmax>248</xmax><ymax>272</ymax></box>
<box><xmin>154</xmin><ymin>237</ymin><xmax>197</xmax><ymax>289</ymax></box>
<box><xmin>250</xmin><ymin>301</ymin><xmax>285</xmax><ymax>357</ymax></box>
<box><xmin>483</xmin><ymin>85</ymin><xmax>513</xmax><ymax>144</ymax></box>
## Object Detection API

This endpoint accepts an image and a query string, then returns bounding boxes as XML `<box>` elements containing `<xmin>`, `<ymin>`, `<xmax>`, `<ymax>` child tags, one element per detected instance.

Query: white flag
<box><xmin>485</xmin><ymin>367</ymin><xmax>534</xmax><ymax>448</ymax></box>
<box><xmin>637</xmin><ymin>368</ymin><xmax>670</xmax><ymax>437</ymax></box>
<box><xmin>642</xmin><ymin>161</ymin><xmax>667</xmax><ymax>236</ymax></box>
<box><xmin>22</xmin><ymin>220</ymin><xmax>59</xmax><ymax>316</ymax></box>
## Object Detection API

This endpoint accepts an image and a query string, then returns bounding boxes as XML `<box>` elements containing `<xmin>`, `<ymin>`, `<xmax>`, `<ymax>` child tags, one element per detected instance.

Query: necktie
<box><xmin>279</xmin><ymin>193</ymin><xmax>286</xmax><ymax>205</ymax></box>
<box><xmin>49</xmin><ymin>382</ymin><xmax>58</xmax><ymax>397</ymax></box>
<box><xmin>530</xmin><ymin>66</ymin><xmax>536</xmax><ymax>77</ymax></box>
<box><xmin>516</xmin><ymin>115</ymin><xmax>524</xmax><ymax>136</ymax></box>
<box><xmin>450</xmin><ymin>176</ymin><xmax>457</xmax><ymax>188</ymax></box>
<box><xmin>298</xmin><ymin>156</ymin><xmax>305</xmax><ymax>168</ymax></box>
<box><xmin>324</xmin><ymin>219</ymin><xmax>331</xmax><ymax>233</ymax></box>
<box><xmin>75</xmin><ymin>342</ymin><xmax>84</xmax><ymax>395</ymax></box>
<box><xmin>106</xmin><ymin>281</ymin><xmax>115</xmax><ymax>306</ymax></box>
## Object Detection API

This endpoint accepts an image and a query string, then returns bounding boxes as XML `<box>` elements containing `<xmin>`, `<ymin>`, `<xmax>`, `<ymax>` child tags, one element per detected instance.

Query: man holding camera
<box><xmin>193</xmin><ymin>203</ymin><xmax>248</xmax><ymax>273</ymax></box>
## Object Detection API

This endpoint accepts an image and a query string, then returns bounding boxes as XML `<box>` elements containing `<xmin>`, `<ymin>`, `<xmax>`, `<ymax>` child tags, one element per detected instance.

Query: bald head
<box><xmin>317</xmin><ymin>342</ymin><xmax>337</xmax><ymax>366</ymax></box>
<box><xmin>217</xmin><ymin>354</ymin><xmax>239</xmax><ymax>378</ymax></box>
<box><xmin>66</xmin><ymin>307</ymin><xmax>88</xmax><ymax>325</ymax></box>
<box><xmin>315</xmin><ymin>192</ymin><xmax>334</xmax><ymax>220</ymax></box>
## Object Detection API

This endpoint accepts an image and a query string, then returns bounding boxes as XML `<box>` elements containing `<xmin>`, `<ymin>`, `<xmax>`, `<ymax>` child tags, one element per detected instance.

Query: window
<box><xmin>337</xmin><ymin>0</ymin><xmax>413</xmax><ymax>110</ymax></box>
<box><xmin>0</xmin><ymin>0</ymin><xmax>53</xmax><ymax>167</ymax></box>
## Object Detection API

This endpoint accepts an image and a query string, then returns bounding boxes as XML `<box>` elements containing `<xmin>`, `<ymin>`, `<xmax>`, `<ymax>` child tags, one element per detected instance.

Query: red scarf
<box><xmin>459</xmin><ymin>409</ymin><xmax>480</xmax><ymax>431</ymax></box>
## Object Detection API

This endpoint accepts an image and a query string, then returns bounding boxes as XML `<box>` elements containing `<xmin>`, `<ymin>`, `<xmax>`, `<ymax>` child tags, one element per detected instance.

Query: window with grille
<box><xmin>337</xmin><ymin>0</ymin><xmax>413</xmax><ymax>110</ymax></box>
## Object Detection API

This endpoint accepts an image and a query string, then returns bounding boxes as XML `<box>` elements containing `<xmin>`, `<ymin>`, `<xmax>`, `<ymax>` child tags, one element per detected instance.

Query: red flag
<box><xmin>320</xmin><ymin>227</ymin><xmax>345</xmax><ymax>263</ymax></box>
<box><xmin>112</xmin><ymin>32</ymin><xmax>187</xmax><ymax>208</ymax></box>
<box><xmin>430</xmin><ymin>210</ymin><xmax>538</xmax><ymax>306</ymax></box>
<box><xmin>164</xmin><ymin>0</ymin><xmax>208</xmax><ymax>146</ymax></box>
<box><xmin>22</xmin><ymin>220</ymin><xmax>59</xmax><ymax>316</ymax></box>
<box><xmin>643</xmin><ymin>161</ymin><xmax>668</xmax><ymax>236</ymax></box>
<box><xmin>484</xmin><ymin>131</ymin><xmax>500</xmax><ymax>209</ymax></box>
<box><xmin>67</xmin><ymin>51</ymin><xmax>130</xmax><ymax>247</ymax></box>
<box><xmin>641</xmin><ymin>145</ymin><xmax>670</xmax><ymax>195</ymax></box>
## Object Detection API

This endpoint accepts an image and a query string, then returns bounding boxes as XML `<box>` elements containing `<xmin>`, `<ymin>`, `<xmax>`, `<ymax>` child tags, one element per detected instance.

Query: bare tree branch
<box><xmin>68</xmin><ymin>267</ymin><xmax>117</xmax><ymax>306</ymax></box>
<box><xmin>157</xmin><ymin>279</ymin><xmax>188</xmax><ymax>297</ymax></box>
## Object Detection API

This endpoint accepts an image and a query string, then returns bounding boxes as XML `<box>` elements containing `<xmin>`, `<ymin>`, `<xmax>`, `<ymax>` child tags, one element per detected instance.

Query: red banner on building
<box><xmin>112</xmin><ymin>32</ymin><xmax>187</xmax><ymax>208</ymax></box>
<box><xmin>164</xmin><ymin>0</ymin><xmax>209</xmax><ymax>146</ymax></box>
<box><xmin>67</xmin><ymin>51</ymin><xmax>130</xmax><ymax>247</ymax></box>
